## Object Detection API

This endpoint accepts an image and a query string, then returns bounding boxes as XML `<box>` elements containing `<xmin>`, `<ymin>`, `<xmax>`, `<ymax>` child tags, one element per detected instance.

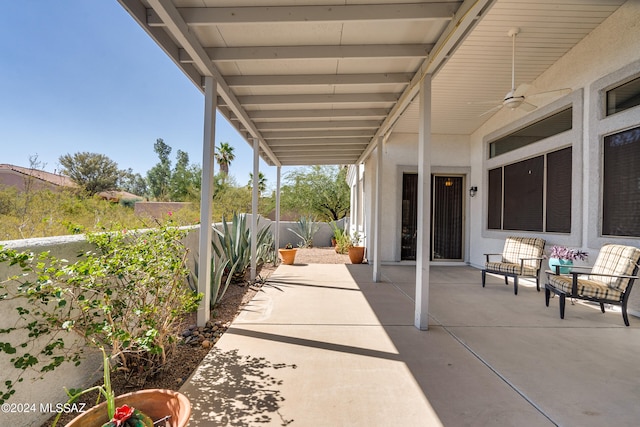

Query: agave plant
<box><xmin>189</xmin><ymin>213</ymin><xmax>274</xmax><ymax>309</ymax></box>
<box><xmin>288</xmin><ymin>216</ymin><xmax>320</xmax><ymax>248</ymax></box>
<box><xmin>212</xmin><ymin>213</ymin><xmax>274</xmax><ymax>283</ymax></box>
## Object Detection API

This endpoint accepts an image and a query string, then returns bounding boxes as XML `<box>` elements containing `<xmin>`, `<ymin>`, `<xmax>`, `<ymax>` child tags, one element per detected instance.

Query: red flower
<box><xmin>111</xmin><ymin>405</ymin><xmax>135</xmax><ymax>426</ymax></box>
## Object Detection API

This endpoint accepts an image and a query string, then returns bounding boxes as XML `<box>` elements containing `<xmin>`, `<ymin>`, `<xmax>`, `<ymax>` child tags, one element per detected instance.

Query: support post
<box><xmin>415</xmin><ymin>74</ymin><xmax>432</xmax><ymax>331</ymax></box>
<box><xmin>373</xmin><ymin>136</ymin><xmax>383</xmax><ymax>282</ymax></box>
<box><xmin>274</xmin><ymin>166</ymin><xmax>281</xmax><ymax>258</ymax></box>
<box><xmin>250</xmin><ymin>137</ymin><xmax>259</xmax><ymax>281</ymax></box>
<box><xmin>197</xmin><ymin>76</ymin><xmax>217</xmax><ymax>326</ymax></box>
<box><xmin>354</xmin><ymin>164</ymin><xmax>360</xmax><ymax>235</ymax></box>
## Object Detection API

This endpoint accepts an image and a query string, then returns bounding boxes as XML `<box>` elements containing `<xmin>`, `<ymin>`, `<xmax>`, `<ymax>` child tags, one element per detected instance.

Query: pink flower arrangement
<box><xmin>549</xmin><ymin>245</ymin><xmax>588</xmax><ymax>261</ymax></box>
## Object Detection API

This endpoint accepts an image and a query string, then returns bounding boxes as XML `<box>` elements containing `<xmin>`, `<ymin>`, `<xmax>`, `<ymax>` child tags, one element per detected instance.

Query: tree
<box><xmin>59</xmin><ymin>152</ymin><xmax>121</xmax><ymax>195</ymax></box>
<box><xmin>247</xmin><ymin>171</ymin><xmax>267</xmax><ymax>195</ymax></box>
<box><xmin>170</xmin><ymin>150</ymin><xmax>201</xmax><ymax>201</ymax></box>
<box><xmin>281</xmin><ymin>165</ymin><xmax>350</xmax><ymax>221</ymax></box>
<box><xmin>147</xmin><ymin>138</ymin><xmax>172</xmax><ymax>201</ymax></box>
<box><xmin>215</xmin><ymin>142</ymin><xmax>235</xmax><ymax>176</ymax></box>
<box><xmin>119</xmin><ymin>168</ymin><xmax>148</xmax><ymax>197</ymax></box>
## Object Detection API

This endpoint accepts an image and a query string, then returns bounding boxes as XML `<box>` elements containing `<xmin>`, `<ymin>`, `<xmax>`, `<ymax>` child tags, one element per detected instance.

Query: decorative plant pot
<box><xmin>348</xmin><ymin>246</ymin><xmax>365</xmax><ymax>264</ymax></box>
<box><xmin>549</xmin><ymin>257</ymin><xmax>573</xmax><ymax>274</ymax></box>
<box><xmin>64</xmin><ymin>389</ymin><xmax>191</xmax><ymax>427</ymax></box>
<box><xmin>331</xmin><ymin>238</ymin><xmax>337</xmax><ymax>247</ymax></box>
<box><xmin>279</xmin><ymin>248</ymin><xmax>297</xmax><ymax>265</ymax></box>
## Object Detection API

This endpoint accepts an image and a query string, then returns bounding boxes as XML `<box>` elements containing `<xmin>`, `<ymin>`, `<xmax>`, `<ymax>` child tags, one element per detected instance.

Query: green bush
<box><xmin>0</xmin><ymin>223</ymin><xmax>202</xmax><ymax>403</ymax></box>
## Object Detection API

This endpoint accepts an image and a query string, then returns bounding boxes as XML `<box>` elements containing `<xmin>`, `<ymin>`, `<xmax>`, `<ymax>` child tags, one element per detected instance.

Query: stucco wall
<box><xmin>362</xmin><ymin>133</ymin><xmax>470</xmax><ymax>262</ymax></box>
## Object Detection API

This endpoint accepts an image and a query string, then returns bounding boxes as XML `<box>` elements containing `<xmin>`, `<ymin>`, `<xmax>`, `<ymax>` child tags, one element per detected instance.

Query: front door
<box><xmin>431</xmin><ymin>175</ymin><xmax>463</xmax><ymax>261</ymax></box>
<box><xmin>400</xmin><ymin>173</ymin><xmax>464</xmax><ymax>261</ymax></box>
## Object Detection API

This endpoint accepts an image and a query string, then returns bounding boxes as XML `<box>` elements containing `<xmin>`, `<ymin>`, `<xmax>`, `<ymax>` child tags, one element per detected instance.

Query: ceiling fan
<box><xmin>480</xmin><ymin>27</ymin><xmax>571</xmax><ymax>116</ymax></box>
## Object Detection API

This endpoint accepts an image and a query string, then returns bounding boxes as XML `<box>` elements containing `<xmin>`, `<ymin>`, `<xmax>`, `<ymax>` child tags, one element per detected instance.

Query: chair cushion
<box><xmin>501</xmin><ymin>237</ymin><xmax>545</xmax><ymax>269</ymax></box>
<box><xmin>548</xmin><ymin>274</ymin><xmax>624</xmax><ymax>301</ymax></box>
<box><xmin>589</xmin><ymin>244</ymin><xmax>640</xmax><ymax>291</ymax></box>
<box><xmin>486</xmin><ymin>262</ymin><xmax>538</xmax><ymax>277</ymax></box>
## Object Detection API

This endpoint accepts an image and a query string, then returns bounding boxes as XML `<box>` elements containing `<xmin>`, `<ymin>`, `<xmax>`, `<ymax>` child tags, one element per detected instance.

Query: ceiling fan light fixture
<box><xmin>503</xmin><ymin>96</ymin><xmax>524</xmax><ymax>109</ymax></box>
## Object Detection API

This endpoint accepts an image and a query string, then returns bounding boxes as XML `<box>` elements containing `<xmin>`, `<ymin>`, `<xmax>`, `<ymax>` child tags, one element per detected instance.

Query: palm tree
<box><xmin>215</xmin><ymin>142</ymin><xmax>235</xmax><ymax>176</ymax></box>
<box><xmin>248</xmin><ymin>171</ymin><xmax>267</xmax><ymax>195</ymax></box>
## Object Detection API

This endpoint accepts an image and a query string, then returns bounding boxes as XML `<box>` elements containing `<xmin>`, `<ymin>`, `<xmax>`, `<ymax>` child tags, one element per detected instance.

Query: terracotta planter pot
<box><xmin>279</xmin><ymin>248</ymin><xmax>297</xmax><ymax>265</ymax></box>
<box><xmin>65</xmin><ymin>389</ymin><xmax>190</xmax><ymax>427</ymax></box>
<box><xmin>348</xmin><ymin>246</ymin><xmax>365</xmax><ymax>264</ymax></box>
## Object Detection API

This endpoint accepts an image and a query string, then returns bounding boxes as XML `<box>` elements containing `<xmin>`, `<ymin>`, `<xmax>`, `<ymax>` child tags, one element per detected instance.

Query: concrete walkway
<box><xmin>181</xmin><ymin>264</ymin><xmax>640</xmax><ymax>426</ymax></box>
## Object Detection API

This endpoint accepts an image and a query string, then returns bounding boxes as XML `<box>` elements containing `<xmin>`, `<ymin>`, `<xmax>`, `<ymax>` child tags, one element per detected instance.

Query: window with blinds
<box><xmin>488</xmin><ymin>147</ymin><xmax>572</xmax><ymax>233</ymax></box>
<box><xmin>603</xmin><ymin>126</ymin><xmax>640</xmax><ymax>237</ymax></box>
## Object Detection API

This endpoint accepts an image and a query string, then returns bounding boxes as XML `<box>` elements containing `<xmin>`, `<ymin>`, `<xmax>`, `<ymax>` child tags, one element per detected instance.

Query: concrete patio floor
<box><xmin>181</xmin><ymin>264</ymin><xmax>640</xmax><ymax>426</ymax></box>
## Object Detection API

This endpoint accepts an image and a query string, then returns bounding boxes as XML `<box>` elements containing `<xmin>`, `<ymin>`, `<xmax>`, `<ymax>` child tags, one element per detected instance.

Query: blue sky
<box><xmin>0</xmin><ymin>1</ymin><xmax>290</xmax><ymax>191</ymax></box>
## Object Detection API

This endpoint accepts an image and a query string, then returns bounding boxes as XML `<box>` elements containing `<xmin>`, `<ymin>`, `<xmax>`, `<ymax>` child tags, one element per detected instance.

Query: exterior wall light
<box><xmin>469</xmin><ymin>186</ymin><xmax>478</xmax><ymax>197</ymax></box>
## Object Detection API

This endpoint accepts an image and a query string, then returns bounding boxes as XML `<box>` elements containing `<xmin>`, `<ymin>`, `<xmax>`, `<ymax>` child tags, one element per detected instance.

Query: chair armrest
<box><xmin>571</xmin><ymin>271</ymin><xmax>639</xmax><ymax>280</ymax></box>
<box><xmin>569</xmin><ymin>271</ymin><xmax>640</xmax><ymax>294</ymax></box>
<box><xmin>519</xmin><ymin>257</ymin><xmax>544</xmax><ymax>269</ymax></box>
<box><xmin>484</xmin><ymin>253</ymin><xmax>502</xmax><ymax>262</ymax></box>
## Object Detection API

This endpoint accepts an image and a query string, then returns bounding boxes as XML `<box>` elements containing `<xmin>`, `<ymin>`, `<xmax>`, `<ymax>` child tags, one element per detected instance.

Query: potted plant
<box><xmin>330</xmin><ymin>222</ymin><xmax>347</xmax><ymax>253</ymax></box>
<box><xmin>348</xmin><ymin>232</ymin><xmax>366</xmax><ymax>264</ymax></box>
<box><xmin>548</xmin><ymin>245</ymin><xmax>588</xmax><ymax>274</ymax></box>
<box><xmin>57</xmin><ymin>348</ymin><xmax>191</xmax><ymax>427</ymax></box>
<box><xmin>279</xmin><ymin>243</ymin><xmax>297</xmax><ymax>265</ymax></box>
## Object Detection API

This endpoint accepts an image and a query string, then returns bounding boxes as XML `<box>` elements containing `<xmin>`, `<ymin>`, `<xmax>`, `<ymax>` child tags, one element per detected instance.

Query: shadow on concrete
<box><xmin>183</xmin><ymin>347</ymin><xmax>296</xmax><ymax>426</ymax></box>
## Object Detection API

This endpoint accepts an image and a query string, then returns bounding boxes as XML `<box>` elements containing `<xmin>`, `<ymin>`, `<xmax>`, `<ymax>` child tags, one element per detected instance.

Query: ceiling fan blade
<box><xmin>527</xmin><ymin>88</ymin><xmax>572</xmax><ymax>99</ymax></box>
<box><xmin>479</xmin><ymin>104</ymin><xmax>503</xmax><ymax>117</ymax></box>
<box><xmin>520</xmin><ymin>101</ymin><xmax>537</xmax><ymax>112</ymax></box>
<box><xmin>513</xmin><ymin>83</ymin><xmax>531</xmax><ymax>97</ymax></box>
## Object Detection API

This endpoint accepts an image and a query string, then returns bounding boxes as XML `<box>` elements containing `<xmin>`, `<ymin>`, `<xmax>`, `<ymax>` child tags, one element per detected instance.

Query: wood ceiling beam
<box><xmin>227</xmin><ymin>73</ymin><xmax>413</xmax><ymax>87</ymax></box>
<box><xmin>147</xmin><ymin>3</ymin><xmax>461</xmax><ymax>26</ymax></box>
<box><xmin>248</xmin><ymin>108</ymin><xmax>390</xmax><ymax>120</ymax></box>
<box><xmin>267</xmin><ymin>138</ymin><xmax>370</xmax><ymax>147</ymax></box>
<box><xmin>237</xmin><ymin>93</ymin><xmax>398</xmax><ymax>106</ymax></box>
<box><xmin>262</xmin><ymin>130</ymin><xmax>374</xmax><ymax>139</ymax></box>
<box><xmin>272</xmin><ymin>148</ymin><xmax>364</xmax><ymax>155</ymax></box>
<box><xmin>205</xmin><ymin>45</ymin><xmax>431</xmax><ymax>62</ymax></box>
<box><xmin>259</xmin><ymin>120</ymin><xmax>382</xmax><ymax>130</ymax></box>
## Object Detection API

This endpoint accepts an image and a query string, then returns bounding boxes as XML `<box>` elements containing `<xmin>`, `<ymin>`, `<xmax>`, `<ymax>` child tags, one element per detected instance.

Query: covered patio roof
<box><xmin>118</xmin><ymin>0</ymin><xmax>625</xmax><ymax>167</ymax></box>
<box><xmin>117</xmin><ymin>0</ymin><xmax>629</xmax><ymax>328</ymax></box>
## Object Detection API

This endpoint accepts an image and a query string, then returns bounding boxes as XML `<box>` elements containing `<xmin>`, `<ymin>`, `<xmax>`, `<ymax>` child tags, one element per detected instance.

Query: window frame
<box><xmin>589</xmin><ymin>58</ymin><xmax>640</xmax><ymax>248</ymax></box>
<box><xmin>482</xmin><ymin>89</ymin><xmax>583</xmax><ymax>248</ymax></box>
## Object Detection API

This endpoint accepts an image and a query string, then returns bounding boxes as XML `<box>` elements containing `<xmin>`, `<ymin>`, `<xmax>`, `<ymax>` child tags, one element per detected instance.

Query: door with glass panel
<box><xmin>401</xmin><ymin>173</ymin><xmax>464</xmax><ymax>261</ymax></box>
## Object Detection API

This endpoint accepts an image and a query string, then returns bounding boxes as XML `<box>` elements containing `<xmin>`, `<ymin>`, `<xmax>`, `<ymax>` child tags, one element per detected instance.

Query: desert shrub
<box><xmin>288</xmin><ymin>216</ymin><xmax>320</xmax><ymax>248</ymax></box>
<box><xmin>0</xmin><ymin>187</ymin><xmax>199</xmax><ymax>241</ymax></box>
<box><xmin>0</xmin><ymin>223</ymin><xmax>202</xmax><ymax>403</ymax></box>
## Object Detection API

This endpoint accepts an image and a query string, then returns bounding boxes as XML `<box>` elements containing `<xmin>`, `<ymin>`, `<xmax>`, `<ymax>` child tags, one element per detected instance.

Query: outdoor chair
<box><xmin>482</xmin><ymin>236</ymin><xmax>546</xmax><ymax>295</ymax></box>
<box><xmin>545</xmin><ymin>244</ymin><xmax>640</xmax><ymax>326</ymax></box>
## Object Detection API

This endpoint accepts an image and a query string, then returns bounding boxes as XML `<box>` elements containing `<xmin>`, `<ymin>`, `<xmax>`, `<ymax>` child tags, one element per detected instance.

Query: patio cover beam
<box><xmin>236</xmin><ymin>93</ymin><xmax>399</xmax><ymax>106</ymax></box>
<box><xmin>269</xmin><ymin>138</ymin><xmax>369</xmax><ymax>149</ymax></box>
<box><xmin>258</xmin><ymin>121</ymin><xmax>382</xmax><ymax>131</ymax></box>
<box><xmin>248</xmin><ymin>109</ymin><xmax>390</xmax><ymax>121</ymax></box>
<box><xmin>189</xmin><ymin>45</ymin><xmax>431</xmax><ymax>63</ymax></box>
<box><xmin>142</xmin><ymin>0</ymin><xmax>281</xmax><ymax>168</ymax></box>
<box><xmin>147</xmin><ymin>3</ymin><xmax>461</xmax><ymax>25</ymax></box>
<box><xmin>227</xmin><ymin>74</ymin><xmax>412</xmax><ymax>87</ymax></box>
<box><xmin>262</xmin><ymin>130</ymin><xmax>375</xmax><ymax>139</ymax></box>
